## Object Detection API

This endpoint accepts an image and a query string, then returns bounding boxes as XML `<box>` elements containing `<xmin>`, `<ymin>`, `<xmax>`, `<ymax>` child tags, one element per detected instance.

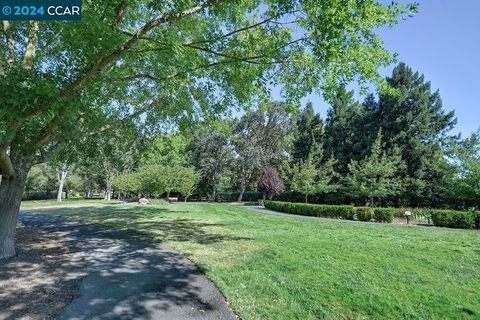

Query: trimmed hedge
<box><xmin>264</xmin><ymin>201</ymin><xmax>355</xmax><ymax>220</ymax></box>
<box><xmin>422</xmin><ymin>209</ymin><xmax>479</xmax><ymax>229</ymax></box>
<box><xmin>264</xmin><ymin>201</ymin><xmax>480</xmax><ymax>229</ymax></box>
<box><xmin>373</xmin><ymin>208</ymin><xmax>394</xmax><ymax>223</ymax></box>
<box><xmin>356</xmin><ymin>207</ymin><xmax>373</xmax><ymax>222</ymax></box>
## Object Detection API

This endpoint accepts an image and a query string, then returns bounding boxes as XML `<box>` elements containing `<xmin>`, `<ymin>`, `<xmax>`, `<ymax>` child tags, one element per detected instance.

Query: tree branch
<box><xmin>0</xmin><ymin>148</ymin><xmax>13</xmax><ymax>179</ymax></box>
<box><xmin>24</xmin><ymin>111</ymin><xmax>66</xmax><ymax>153</ymax></box>
<box><xmin>88</xmin><ymin>95</ymin><xmax>168</xmax><ymax>136</ymax></box>
<box><xmin>2</xmin><ymin>21</ymin><xmax>15</xmax><ymax>65</ymax></box>
<box><xmin>11</xmin><ymin>0</ymin><xmax>224</xmax><ymax>132</ymax></box>
<box><xmin>114</xmin><ymin>1</ymin><xmax>128</xmax><ymax>28</ymax></box>
<box><xmin>188</xmin><ymin>10</ymin><xmax>301</xmax><ymax>46</ymax></box>
<box><xmin>23</xmin><ymin>21</ymin><xmax>39</xmax><ymax>69</ymax></box>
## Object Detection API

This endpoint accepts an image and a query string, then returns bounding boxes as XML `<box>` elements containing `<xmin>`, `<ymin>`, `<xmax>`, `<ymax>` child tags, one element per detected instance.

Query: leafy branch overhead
<box><xmin>0</xmin><ymin>0</ymin><xmax>417</xmax><ymax>179</ymax></box>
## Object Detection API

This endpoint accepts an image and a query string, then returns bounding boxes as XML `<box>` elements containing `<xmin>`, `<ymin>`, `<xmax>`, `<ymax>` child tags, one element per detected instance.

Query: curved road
<box><xmin>20</xmin><ymin>212</ymin><xmax>236</xmax><ymax>320</ymax></box>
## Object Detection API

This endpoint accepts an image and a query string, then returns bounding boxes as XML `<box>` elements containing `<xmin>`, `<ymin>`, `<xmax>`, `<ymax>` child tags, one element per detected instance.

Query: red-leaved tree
<box><xmin>257</xmin><ymin>166</ymin><xmax>285</xmax><ymax>200</ymax></box>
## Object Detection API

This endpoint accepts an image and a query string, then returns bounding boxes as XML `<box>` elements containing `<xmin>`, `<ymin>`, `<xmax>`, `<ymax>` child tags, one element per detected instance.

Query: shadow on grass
<box><xmin>29</xmin><ymin>205</ymin><xmax>251</xmax><ymax>246</ymax></box>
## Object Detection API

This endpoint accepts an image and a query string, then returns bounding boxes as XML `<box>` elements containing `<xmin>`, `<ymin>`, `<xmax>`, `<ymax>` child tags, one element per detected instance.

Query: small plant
<box><xmin>356</xmin><ymin>207</ymin><xmax>373</xmax><ymax>222</ymax></box>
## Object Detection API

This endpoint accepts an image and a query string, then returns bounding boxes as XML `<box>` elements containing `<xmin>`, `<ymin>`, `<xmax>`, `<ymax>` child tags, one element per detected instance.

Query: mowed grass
<box><xmin>22</xmin><ymin>201</ymin><xmax>480</xmax><ymax>319</ymax></box>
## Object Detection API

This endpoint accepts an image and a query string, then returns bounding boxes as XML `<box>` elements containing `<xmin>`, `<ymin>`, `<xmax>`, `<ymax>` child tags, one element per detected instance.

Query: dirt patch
<box><xmin>0</xmin><ymin>226</ymin><xmax>86</xmax><ymax>320</ymax></box>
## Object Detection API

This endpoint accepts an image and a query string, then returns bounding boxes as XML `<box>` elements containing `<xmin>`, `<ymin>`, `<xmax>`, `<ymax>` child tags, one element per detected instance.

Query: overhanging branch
<box><xmin>10</xmin><ymin>0</ymin><xmax>224</xmax><ymax>133</ymax></box>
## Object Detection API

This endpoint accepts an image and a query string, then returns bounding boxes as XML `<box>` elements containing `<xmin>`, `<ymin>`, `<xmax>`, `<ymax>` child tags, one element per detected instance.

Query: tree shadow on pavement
<box><xmin>4</xmin><ymin>213</ymin><xmax>238</xmax><ymax>320</ymax></box>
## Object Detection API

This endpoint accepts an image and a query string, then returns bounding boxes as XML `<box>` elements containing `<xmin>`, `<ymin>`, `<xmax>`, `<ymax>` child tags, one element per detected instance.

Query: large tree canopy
<box><xmin>0</xmin><ymin>0</ymin><xmax>415</xmax><ymax>258</ymax></box>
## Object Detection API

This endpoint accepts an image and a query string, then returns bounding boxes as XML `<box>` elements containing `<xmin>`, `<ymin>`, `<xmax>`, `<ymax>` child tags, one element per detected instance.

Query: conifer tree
<box><xmin>292</xmin><ymin>102</ymin><xmax>324</xmax><ymax>163</ymax></box>
<box><xmin>324</xmin><ymin>87</ymin><xmax>371</xmax><ymax>175</ymax></box>
<box><xmin>346</xmin><ymin>130</ymin><xmax>405</xmax><ymax>207</ymax></box>
<box><xmin>376</xmin><ymin>63</ymin><xmax>456</xmax><ymax>205</ymax></box>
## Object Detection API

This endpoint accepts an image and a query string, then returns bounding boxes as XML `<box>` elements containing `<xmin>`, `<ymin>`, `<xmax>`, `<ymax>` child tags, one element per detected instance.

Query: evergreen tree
<box><xmin>346</xmin><ymin>130</ymin><xmax>405</xmax><ymax>207</ymax></box>
<box><xmin>291</xmin><ymin>147</ymin><xmax>339</xmax><ymax>203</ymax></box>
<box><xmin>376</xmin><ymin>63</ymin><xmax>456</xmax><ymax>205</ymax></box>
<box><xmin>324</xmin><ymin>87</ymin><xmax>371</xmax><ymax>175</ymax></box>
<box><xmin>292</xmin><ymin>102</ymin><xmax>324</xmax><ymax>163</ymax></box>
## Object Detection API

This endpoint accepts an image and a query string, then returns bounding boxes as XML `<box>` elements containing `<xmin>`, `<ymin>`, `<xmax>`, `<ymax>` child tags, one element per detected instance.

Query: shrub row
<box><xmin>264</xmin><ymin>201</ymin><xmax>356</xmax><ymax>220</ymax></box>
<box><xmin>22</xmin><ymin>192</ymin><xmax>56</xmax><ymax>201</ymax></box>
<box><xmin>264</xmin><ymin>201</ymin><xmax>395</xmax><ymax>223</ymax></box>
<box><xmin>422</xmin><ymin>209</ymin><xmax>480</xmax><ymax>229</ymax></box>
<box><xmin>265</xmin><ymin>201</ymin><xmax>480</xmax><ymax>229</ymax></box>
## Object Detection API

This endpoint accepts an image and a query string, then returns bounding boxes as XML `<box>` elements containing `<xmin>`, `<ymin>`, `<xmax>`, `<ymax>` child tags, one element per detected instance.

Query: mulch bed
<box><xmin>0</xmin><ymin>225</ymin><xmax>86</xmax><ymax>320</ymax></box>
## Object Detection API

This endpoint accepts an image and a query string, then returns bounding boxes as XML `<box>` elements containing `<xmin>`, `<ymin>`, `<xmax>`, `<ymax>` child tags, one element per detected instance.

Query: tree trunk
<box><xmin>0</xmin><ymin>156</ymin><xmax>31</xmax><ymax>260</ymax></box>
<box><xmin>56</xmin><ymin>165</ymin><xmax>68</xmax><ymax>203</ymax></box>
<box><xmin>166</xmin><ymin>191</ymin><xmax>170</xmax><ymax>199</ymax></box>
<box><xmin>237</xmin><ymin>184</ymin><xmax>246</xmax><ymax>202</ymax></box>
<box><xmin>211</xmin><ymin>176</ymin><xmax>217</xmax><ymax>202</ymax></box>
<box><xmin>305</xmin><ymin>194</ymin><xmax>308</xmax><ymax>204</ymax></box>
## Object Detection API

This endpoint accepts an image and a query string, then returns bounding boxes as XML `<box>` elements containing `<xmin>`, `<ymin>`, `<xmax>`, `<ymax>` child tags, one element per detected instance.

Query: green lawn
<box><xmin>22</xmin><ymin>201</ymin><xmax>480</xmax><ymax>319</ymax></box>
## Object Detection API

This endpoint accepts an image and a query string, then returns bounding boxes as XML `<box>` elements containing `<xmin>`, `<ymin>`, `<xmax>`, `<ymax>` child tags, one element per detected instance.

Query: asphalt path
<box><xmin>20</xmin><ymin>212</ymin><xmax>236</xmax><ymax>320</ymax></box>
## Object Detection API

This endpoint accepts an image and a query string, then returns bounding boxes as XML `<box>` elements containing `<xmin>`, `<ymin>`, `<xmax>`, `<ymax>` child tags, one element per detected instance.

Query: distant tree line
<box><xmin>25</xmin><ymin>63</ymin><xmax>480</xmax><ymax>209</ymax></box>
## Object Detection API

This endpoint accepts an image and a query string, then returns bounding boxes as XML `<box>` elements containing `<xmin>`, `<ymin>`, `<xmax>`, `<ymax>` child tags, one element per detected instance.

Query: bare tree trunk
<box><xmin>211</xmin><ymin>183</ymin><xmax>217</xmax><ymax>202</ymax></box>
<box><xmin>56</xmin><ymin>164</ymin><xmax>68</xmax><ymax>203</ymax></box>
<box><xmin>0</xmin><ymin>156</ymin><xmax>31</xmax><ymax>260</ymax></box>
<box><xmin>104</xmin><ymin>190</ymin><xmax>112</xmax><ymax>201</ymax></box>
<box><xmin>211</xmin><ymin>174</ymin><xmax>217</xmax><ymax>202</ymax></box>
<box><xmin>305</xmin><ymin>194</ymin><xmax>308</xmax><ymax>204</ymax></box>
<box><xmin>237</xmin><ymin>183</ymin><xmax>246</xmax><ymax>202</ymax></box>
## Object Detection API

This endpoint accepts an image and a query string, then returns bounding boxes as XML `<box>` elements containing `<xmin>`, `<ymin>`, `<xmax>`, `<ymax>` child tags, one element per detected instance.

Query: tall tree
<box><xmin>0</xmin><ymin>0</ymin><xmax>416</xmax><ymax>259</ymax></box>
<box><xmin>141</xmin><ymin>133</ymin><xmax>191</xmax><ymax>167</ymax></box>
<box><xmin>232</xmin><ymin>102</ymin><xmax>292</xmax><ymax>201</ymax></box>
<box><xmin>346</xmin><ymin>130</ymin><xmax>405</xmax><ymax>207</ymax></box>
<box><xmin>291</xmin><ymin>102</ymin><xmax>324</xmax><ymax>163</ymax></box>
<box><xmin>324</xmin><ymin>87</ymin><xmax>371</xmax><ymax>175</ymax></box>
<box><xmin>191</xmin><ymin>126</ymin><xmax>232</xmax><ymax>201</ymax></box>
<box><xmin>376</xmin><ymin>63</ymin><xmax>457</xmax><ymax>205</ymax></box>
<box><xmin>448</xmin><ymin>131</ymin><xmax>480</xmax><ymax>203</ymax></box>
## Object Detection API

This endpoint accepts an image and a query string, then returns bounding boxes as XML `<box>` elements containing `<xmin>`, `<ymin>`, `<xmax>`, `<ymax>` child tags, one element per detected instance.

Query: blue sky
<box><xmin>284</xmin><ymin>0</ymin><xmax>480</xmax><ymax>137</ymax></box>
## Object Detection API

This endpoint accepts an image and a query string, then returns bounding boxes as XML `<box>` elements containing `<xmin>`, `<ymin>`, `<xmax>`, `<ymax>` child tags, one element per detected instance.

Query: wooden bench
<box><xmin>168</xmin><ymin>197</ymin><xmax>178</xmax><ymax>203</ymax></box>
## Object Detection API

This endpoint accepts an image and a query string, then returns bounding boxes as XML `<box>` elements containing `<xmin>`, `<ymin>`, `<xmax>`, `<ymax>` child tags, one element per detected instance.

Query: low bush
<box><xmin>475</xmin><ymin>211</ymin><xmax>480</xmax><ymax>229</ymax></box>
<box><xmin>373</xmin><ymin>208</ymin><xmax>394</xmax><ymax>223</ymax></box>
<box><xmin>356</xmin><ymin>207</ymin><xmax>373</xmax><ymax>222</ymax></box>
<box><xmin>426</xmin><ymin>209</ymin><xmax>477</xmax><ymax>229</ymax></box>
<box><xmin>22</xmin><ymin>192</ymin><xmax>56</xmax><ymax>201</ymax></box>
<box><xmin>264</xmin><ymin>201</ymin><xmax>355</xmax><ymax>220</ymax></box>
